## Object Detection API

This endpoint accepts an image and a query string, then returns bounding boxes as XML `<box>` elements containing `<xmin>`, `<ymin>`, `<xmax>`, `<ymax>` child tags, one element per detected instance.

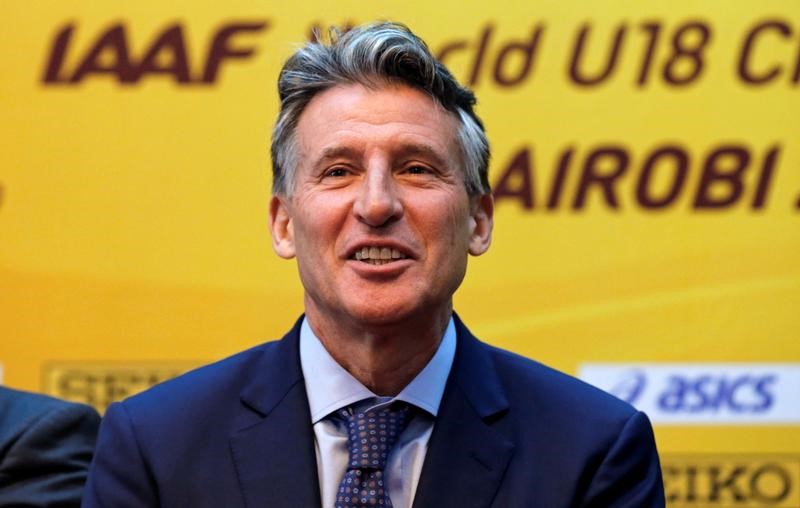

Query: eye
<box><xmin>404</xmin><ymin>165</ymin><xmax>432</xmax><ymax>175</ymax></box>
<box><xmin>324</xmin><ymin>167</ymin><xmax>350</xmax><ymax>178</ymax></box>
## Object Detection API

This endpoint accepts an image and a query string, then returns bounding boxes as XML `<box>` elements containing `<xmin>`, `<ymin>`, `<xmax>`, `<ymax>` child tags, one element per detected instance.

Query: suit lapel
<box><xmin>226</xmin><ymin>315</ymin><xmax>513</xmax><ymax>508</ymax></box>
<box><xmin>412</xmin><ymin>315</ymin><xmax>515</xmax><ymax>508</ymax></box>
<box><xmin>229</xmin><ymin>318</ymin><xmax>322</xmax><ymax>508</ymax></box>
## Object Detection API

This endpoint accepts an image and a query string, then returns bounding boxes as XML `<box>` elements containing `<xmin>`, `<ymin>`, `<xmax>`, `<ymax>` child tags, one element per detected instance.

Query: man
<box><xmin>83</xmin><ymin>22</ymin><xmax>664</xmax><ymax>507</ymax></box>
<box><xmin>0</xmin><ymin>386</ymin><xmax>100</xmax><ymax>507</ymax></box>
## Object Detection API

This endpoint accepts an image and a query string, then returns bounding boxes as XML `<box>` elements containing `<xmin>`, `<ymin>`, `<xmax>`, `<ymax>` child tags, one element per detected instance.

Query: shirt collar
<box><xmin>299</xmin><ymin>316</ymin><xmax>456</xmax><ymax>424</ymax></box>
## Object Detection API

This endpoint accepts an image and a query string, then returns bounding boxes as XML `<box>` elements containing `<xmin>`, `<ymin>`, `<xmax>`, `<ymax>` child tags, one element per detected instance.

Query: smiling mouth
<box><xmin>352</xmin><ymin>247</ymin><xmax>408</xmax><ymax>265</ymax></box>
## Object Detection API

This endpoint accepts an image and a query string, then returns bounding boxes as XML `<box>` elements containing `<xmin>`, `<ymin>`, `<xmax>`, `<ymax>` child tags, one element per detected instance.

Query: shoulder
<box><xmin>85</xmin><ymin>332</ymin><xmax>301</xmax><ymax>502</ymax></box>
<box><xmin>450</xmin><ymin>313</ymin><xmax>638</xmax><ymax>430</ymax></box>
<box><xmin>0</xmin><ymin>387</ymin><xmax>99</xmax><ymax>449</ymax></box>
<box><xmin>480</xmin><ymin>346</ymin><xmax>665</xmax><ymax>506</ymax></box>
<box><xmin>121</xmin><ymin>316</ymin><xmax>307</xmax><ymax>417</ymax></box>
<box><xmin>89</xmin><ymin>339</ymin><xmax>289</xmax><ymax>485</ymax></box>
<box><xmin>0</xmin><ymin>387</ymin><xmax>99</xmax><ymax>507</ymax></box>
<box><xmin>119</xmin><ymin>339</ymin><xmax>281</xmax><ymax>421</ymax></box>
<box><xmin>451</xmin><ymin>315</ymin><xmax>638</xmax><ymax>431</ymax></box>
<box><xmin>486</xmin><ymin>344</ymin><xmax>637</xmax><ymax>423</ymax></box>
<box><xmin>0</xmin><ymin>385</ymin><xmax>94</xmax><ymax>417</ymax></box>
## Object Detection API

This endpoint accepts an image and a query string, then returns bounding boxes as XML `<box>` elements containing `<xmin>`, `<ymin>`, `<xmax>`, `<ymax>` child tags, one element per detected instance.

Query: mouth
<box><xmin>351</xmin><ymin>246</ymin><xmax>409</xmax><ymax>266</ymax></box>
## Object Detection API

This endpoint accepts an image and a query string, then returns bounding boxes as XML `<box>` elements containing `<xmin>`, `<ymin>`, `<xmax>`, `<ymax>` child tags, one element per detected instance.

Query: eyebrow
<box><xmin>395</xmin><ymin>142</ymin><xmax>450</xmax><ymax>169</ymax></box>
<box><xmin>309</xmin><ymin>147</ymin><xmax>360</xmax><ymax>171</ymax></box>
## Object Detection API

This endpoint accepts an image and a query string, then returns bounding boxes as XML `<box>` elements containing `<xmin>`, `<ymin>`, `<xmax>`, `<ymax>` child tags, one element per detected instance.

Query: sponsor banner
<box><xmin>578</xmin><ymin>363</ymin><xmax>800</xmax><ymax>425</ymax></box>
<box><xmin>42</xmin><ymin>362</ymin><xmax>202</xmax><ymax>414</ymax></box>
<box><xmin>0</xmin><ymin>2</ymin><xmax>797</xmax><ymax>491</ymax></box>
<box><xmin>663</xmin><ymin>455</ymin><xmax>800</xmax><ymax>507</ymax></box>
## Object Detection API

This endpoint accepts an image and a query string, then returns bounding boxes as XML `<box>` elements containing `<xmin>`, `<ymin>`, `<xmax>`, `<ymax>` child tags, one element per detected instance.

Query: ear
<box><xmin>269</xmin><ymin>195</ymin><xmax>296</xmax><ymax>259</ymax></box>
<box><xmin>468</xmin><ymin>193</ymin><xmax>494</xmax><ymax>256</ymax></box>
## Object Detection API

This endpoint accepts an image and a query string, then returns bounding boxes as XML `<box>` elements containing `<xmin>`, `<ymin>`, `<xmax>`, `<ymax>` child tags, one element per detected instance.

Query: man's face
<box><xmin>270</xmin><ymin>83</ymin><xmax>493</xmax><ymax>327</ymax></box>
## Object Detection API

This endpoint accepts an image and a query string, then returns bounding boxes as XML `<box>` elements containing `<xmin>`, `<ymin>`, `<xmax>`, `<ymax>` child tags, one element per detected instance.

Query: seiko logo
<box><xmin>43</xmin><ymin>362</ymin><xmax>201</xmax><ymax>413</ymax></box>
<box><xmin>663</xmin><ymin>455</ymin><xmax>800</xmax><ymax>507</ymax></box>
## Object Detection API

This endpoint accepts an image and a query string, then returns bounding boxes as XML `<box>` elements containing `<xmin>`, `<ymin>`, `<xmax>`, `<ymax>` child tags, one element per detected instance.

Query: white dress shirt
<box><xmin>299</xmin><ymin>317</ymin><xmax>456</xmax><ymax>508</ymax></box>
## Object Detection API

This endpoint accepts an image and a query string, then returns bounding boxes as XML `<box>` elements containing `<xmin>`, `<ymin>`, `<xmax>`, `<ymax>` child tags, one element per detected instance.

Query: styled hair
<box><xmin>270</xmin><ymin>22</ymin><xmax>490</xmax><ymax>195</ymax></box>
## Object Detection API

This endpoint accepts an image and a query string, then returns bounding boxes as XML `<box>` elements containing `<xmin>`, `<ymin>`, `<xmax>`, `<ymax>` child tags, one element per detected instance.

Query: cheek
<box><xmin>291</xmin><ymin>196</ymin><xmax>348</xmax><ymax>250</ymax></box>
<box><xmin>443</xmin><ymin>199</ymin><xmax>473</xmax><ymax>244</ymax></box>
<box><xmin>415</xmin><ymin>201</ymin><xmax>472</xmax><ymax>251</ymax></box>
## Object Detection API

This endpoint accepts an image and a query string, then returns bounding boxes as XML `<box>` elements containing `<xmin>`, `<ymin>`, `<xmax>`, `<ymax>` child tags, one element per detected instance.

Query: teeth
<box><xmin>352</xmin><ymin>246</ymin><xmax>407</xmax><ymax>262</ymax></box>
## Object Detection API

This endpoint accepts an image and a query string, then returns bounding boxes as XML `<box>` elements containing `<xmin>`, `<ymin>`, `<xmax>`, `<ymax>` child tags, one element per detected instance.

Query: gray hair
<box><xmin>270</xmin><ymin>22</ymin><xmax>490</xmax><ymax>196</ymax></box>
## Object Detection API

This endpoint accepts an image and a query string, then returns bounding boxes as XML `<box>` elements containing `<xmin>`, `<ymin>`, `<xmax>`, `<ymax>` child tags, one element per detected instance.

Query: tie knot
<box><xmin>341</xmin><ymin>403</ymin><xmax>412</xmax><ymax>471</ymax></box>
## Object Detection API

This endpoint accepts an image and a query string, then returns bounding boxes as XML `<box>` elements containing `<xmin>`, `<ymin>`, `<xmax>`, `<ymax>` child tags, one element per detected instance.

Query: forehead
<box><xmin>294</xmin><ymin>83</ymin><xmax>461</xmax><ymax>167</ymax></box>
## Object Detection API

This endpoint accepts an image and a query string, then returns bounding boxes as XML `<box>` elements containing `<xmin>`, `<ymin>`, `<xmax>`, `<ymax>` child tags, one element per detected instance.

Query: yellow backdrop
<box><xmin>1</xmin><ymin>1</ymin><xmax>799</xmax><ymax>506</ymax></box>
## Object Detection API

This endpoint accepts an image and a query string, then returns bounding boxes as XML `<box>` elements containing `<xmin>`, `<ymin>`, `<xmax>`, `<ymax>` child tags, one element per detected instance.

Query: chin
<box><xmin>342</xmin><ymin>298</ymin><xmax>427</xmax><ymax>327</ymax></box>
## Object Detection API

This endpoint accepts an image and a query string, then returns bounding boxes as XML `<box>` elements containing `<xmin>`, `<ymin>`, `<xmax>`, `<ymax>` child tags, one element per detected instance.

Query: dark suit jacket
<box><xmin>83</xmin><ymin>316</ymin><xmax>664</xmax><ymax>507</ymax></box>
<box><xmin>0</xmin><ymin>386</ymin><xmax>100</xmax><ymax>507</ymax></box>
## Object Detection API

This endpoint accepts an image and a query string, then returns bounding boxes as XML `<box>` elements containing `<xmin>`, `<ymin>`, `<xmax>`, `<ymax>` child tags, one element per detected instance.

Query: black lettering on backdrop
<box><xmin>662</xmin><ymin>21</ymin><xmax>711</xmax><ymax>85</ymax></box>
<box><xmin>694</xmin><ymin>146</ymin><xmax>751</xmax><ymax>209</ymax></box>
<box><xmin>708</xmin><ymin>466</ymin><xmax>748</xmax><ymax>502</ymax></box>
<box><xmin>202</xmin><ymin>22</ymin><xmax>267</xmax><ymax>82</ymax></box>
<box><xmin>46</xmin><ymin>364</ymin><xmax>197</xmax><ymax>413</ymax></box>
<box><xmin>752</xmin><ymin>146</ymin><xmax>780</xmax><ymax>209</ymax></box>
<box><xmin>569</xmin><ymin>23</ymin><xmax>626</xmax><ymax>86</ymax></box>
<box><xmin>68</xmin><ymin>24</ymin><xmax>137</xmax><ymax>83</ymax></box>
<box><xmin>636</xmin><ymin>146</ymin><xmax>689</xmax><ymax>208</ymax></box>
<box><xmin>493</xmin><ymin>143</ymin><xmax>785</xmax><ymax>212</ymax></box>
<box><xmin>572</xmin><ymin>147</ymin><xmax>629</xmax><ymax>209</ymax></box>
<box><xmin>436</xmin><ymin>17</ymin><xmax>800</xmax><ymax>88</ymax></box>
<box><xmin>737</xmin><ymin>19</ymin><xmax>800</xmax><ymax>86</ymax></box>
<box><xmin>42</xmin><ymin>21</ymin><xmax>268</xmax><ymax>85</ymax></box>
<box><xmin>137</xmin><ymin>24</ymin><xmax>192</xmax><ymax>83</ymax></box>
<box><xmin>436</xmin><ymin>23</ymin><xmax>545</xmax><ymax>88</ymax></box>
<box><xmin>547</xmin><ymin>148</ymin><xmax>574</xmax><ymax>209</ymax></box>
<box><xmin>41</xmin><ymin>17</ymin><xmax>800</xmax><ymax>88</ymax></box>
<box><xmin>35</xmin><ymin>17</ymin><xmax>799</xmax><ymax>213</ymax></box>
<box><xmin>662</xmin><ymin>456</ymin><xmax>798</xmax><ymax>506</ymax></box>
<box><xmin>493</xmin><ymin>147</ymin><xmax>534</xmax><ymax>209</ymax></box>
<box><xmin>567</xmin><ymin>20</ymin><xmax>711</xmax><ymax>87</ymax></box>
<box><xmin>749</xmin><ymin>463</ymin><xmax>792</xmax><ymax>503</ymax></box>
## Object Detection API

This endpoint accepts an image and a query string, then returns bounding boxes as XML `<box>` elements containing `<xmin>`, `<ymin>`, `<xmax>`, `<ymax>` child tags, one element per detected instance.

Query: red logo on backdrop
<box><xmin>42</xmin><ymin>21</ymin><xmax>269</xmax><ymax>85</ymax></box>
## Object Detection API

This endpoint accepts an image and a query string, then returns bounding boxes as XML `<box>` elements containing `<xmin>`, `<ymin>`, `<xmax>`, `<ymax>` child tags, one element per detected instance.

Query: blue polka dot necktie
<box><xmin>335</xmin><ymin>404</ymin><xmax>412</xmax><ymax>508</ymax></box>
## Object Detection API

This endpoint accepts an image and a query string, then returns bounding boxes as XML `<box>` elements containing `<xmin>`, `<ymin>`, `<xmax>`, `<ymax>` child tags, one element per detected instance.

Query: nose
<box><xmin>353</xmin><ymin>163</ymin><xmax>403</xmax><ymax>228</ymax></box>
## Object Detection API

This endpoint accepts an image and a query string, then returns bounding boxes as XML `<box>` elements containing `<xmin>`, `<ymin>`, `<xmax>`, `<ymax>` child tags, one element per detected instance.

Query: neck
<box><xmin>304</xmin><ymin>301</ymin><xmax>452</xmax><ymax>396</ymax></box>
